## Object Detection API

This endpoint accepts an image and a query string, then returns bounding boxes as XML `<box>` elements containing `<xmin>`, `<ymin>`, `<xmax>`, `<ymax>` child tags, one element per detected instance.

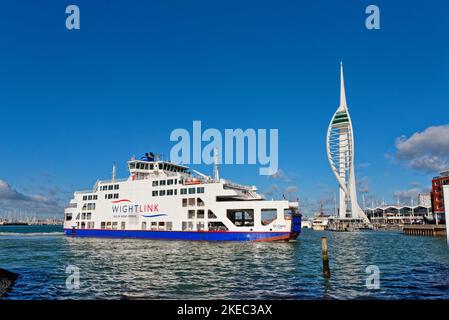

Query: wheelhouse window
<box><xmin>153</xmin><ymin>181</ymin><xmax>159</xmax><ymax>187</ymax></box>
<box><xmin>160</xmin><ymin>180</ymin><xmax>166</xmax><ymax>186</ymax></box>
<box><xmin>188</xmin><ymin>188</ymin><xmax>195</xmax><ymax>194</ymax></box>
<box><xmin>180</xmin><ymin>188</ymin><xmax>187</xmax><ymax>195</ymax></box>
<box><xmin>152</xmin><ymin>190</ymin><xmax>158</xmax><ymax>197</ymax></box>
<box><xmin>159</xmin><ymin>190</ymin><xmax>166</xmax><ymax>196</ymax></box>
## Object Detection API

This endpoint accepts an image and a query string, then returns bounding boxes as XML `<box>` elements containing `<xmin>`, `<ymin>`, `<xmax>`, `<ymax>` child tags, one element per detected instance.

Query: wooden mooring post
<box><xmin>321</xmin><ymin>237</ymin><xmax>331</xmax><ymax>278</ymax></box>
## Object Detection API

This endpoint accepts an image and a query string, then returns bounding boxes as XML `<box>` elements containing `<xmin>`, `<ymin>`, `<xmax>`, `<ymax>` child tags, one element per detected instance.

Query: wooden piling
<box><xmin>321</xmin><ymin>237</ymin><xmax>331</xmax><ymax>278</ymax></box>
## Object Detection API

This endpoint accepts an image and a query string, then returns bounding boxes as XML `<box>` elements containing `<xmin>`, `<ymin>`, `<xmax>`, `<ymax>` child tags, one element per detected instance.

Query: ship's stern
<box><xmin>288</xmin><ymin>213</ymin><xmax>302</xmax><ymax>240</ymax></box>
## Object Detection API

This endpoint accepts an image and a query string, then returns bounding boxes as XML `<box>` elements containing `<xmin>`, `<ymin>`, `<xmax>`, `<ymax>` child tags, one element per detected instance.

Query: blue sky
<box><xmin>0</xmin><ymin>0</ymin><xmax>448</xmax><ymax>216</ymax></box>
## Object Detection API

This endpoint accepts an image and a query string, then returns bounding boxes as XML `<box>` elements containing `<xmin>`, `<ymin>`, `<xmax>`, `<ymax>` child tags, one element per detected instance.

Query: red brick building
<box><xmin>431</xmin><ymin>171</ymin><xmax>449</xmax><ymax>214</ymax></box>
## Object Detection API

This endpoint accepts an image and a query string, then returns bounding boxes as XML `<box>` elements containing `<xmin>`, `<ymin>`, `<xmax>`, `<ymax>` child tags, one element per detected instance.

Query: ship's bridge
<box><xmin>127</xmin><ymin>153</ymin><xmax>190</xmax><ymax>180</ymax></box>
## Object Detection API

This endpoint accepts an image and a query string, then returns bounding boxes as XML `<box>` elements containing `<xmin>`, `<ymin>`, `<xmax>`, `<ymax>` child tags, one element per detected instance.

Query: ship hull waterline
<box><xmin>64</xmin><ymin>228</ymin><xmax>301</xmax><ymax>242</ymax></box>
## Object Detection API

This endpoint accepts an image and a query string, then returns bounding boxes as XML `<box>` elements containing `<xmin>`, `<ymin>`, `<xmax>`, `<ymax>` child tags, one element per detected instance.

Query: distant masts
<box><xmin>213</xmin><ymin>146</ymin><xmax>220</xmax><ymax>182</ymax></box>
<box><xmin>112</xmin><ymin>162</ymin><xmax>116</xmax><ymax>182</ymax></box>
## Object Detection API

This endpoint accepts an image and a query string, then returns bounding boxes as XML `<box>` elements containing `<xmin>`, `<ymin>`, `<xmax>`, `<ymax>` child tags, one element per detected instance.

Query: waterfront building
<box><xmin>326</xmin><ymin>63</ymin><xmax>370</xmax><ymax>223</ymax></box>
<box><xmin>365</xmin><ymin>204</ymin><xmax>432</xmax><ymax>226</ymax></box>
<box><xmin>431</xmin><ymin>171</ymin><xmax>449</xmax><ymax>217</ymax></box>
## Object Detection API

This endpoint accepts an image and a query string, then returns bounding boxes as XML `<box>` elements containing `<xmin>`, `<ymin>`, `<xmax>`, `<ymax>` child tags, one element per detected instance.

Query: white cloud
<box><xmin>264</xmin><ymin>184</ymin><xmax>280</xmax><ymax>198</ymax></box>
<box><xmin>284</xmin><ymin>185</ymin><xmax>298</xmax><ymax>195</ymax></box>
<box><xmin>393</xmin><ymin>187</ymin><xmax>429</xmax><ymax>204</ymax></box>
<box><xmin>268</xmin><ymin>168</ymin><xmax>290</xmax><ymax>182</ymax></box>
<box><xmin>394</xmin><ymin>124</ymin><xmax>449</xmax><ymax>173</ymax></box>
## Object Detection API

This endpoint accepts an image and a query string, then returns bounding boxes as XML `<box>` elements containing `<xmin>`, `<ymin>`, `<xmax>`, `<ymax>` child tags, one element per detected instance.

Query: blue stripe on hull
<box><xmin>64</xmin><ymin>229</ymin><xmax>298</xmax><ymax>242</ymax></box>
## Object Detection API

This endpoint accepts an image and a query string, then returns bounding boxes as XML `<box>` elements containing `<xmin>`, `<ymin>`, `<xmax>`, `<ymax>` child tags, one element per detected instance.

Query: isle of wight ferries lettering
<box><xmin>63</xmin><ymin>152</ymin><xmax>301</xmax><ymax>242</ymax></box>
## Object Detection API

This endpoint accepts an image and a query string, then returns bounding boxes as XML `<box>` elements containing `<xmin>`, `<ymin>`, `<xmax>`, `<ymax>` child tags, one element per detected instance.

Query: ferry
<box><xmin>63</xmin><ymin>152</ymin><xmax>301</xmax><ymax>242</ymax></box>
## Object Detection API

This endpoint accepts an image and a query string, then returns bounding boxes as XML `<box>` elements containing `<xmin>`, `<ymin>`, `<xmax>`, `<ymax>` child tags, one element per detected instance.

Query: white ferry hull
<box><xmin>64</xmin><ymin>227</ymin><xmax>301</xmax><ymax>242</ymax></box>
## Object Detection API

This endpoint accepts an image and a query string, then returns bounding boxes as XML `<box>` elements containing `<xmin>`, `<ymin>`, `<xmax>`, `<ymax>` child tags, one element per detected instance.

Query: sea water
<box><xmin>1</xmin><ymin>225</ymin><xmax>449</xmax><ymax>299</ymax></box>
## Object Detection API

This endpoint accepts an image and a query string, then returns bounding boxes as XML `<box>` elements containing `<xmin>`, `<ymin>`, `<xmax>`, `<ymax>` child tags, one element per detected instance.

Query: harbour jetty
<box><xmin>403</xmin><ymin>225</ymin><xmax>447</xmax><ymax>237</ymax></box>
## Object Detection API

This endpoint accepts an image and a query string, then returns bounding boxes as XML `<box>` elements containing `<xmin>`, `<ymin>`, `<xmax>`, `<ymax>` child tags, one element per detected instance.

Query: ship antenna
<box><xmin>213</xmin><ymin>145</ymin><xmax>220</xmax><ymax>182</ymax></box>
<box><xmin>112</xmin><ymin>162</ymin><xmax>116</xmax><ymax>182</ymax></box>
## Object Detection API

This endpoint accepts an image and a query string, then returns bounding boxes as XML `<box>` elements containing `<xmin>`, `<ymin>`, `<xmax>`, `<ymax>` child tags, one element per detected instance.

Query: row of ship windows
<box><xmin>82</xmin><ymin>195</ymin><xmax>98</xmax><ymax>201</ymax></box>
<box><xmin>187</xmin><ymin>209</ymin><xmax>217</xmax><ymax>219</ymax></box>
<box><xmin>100</xmin><ymin>184</ymin><xmax>120</xmax><ymax>191</ymax></box>
<box><xmin>152</xmin><ymin>179</ymin><xmax>180</xmax><ymax>186</ymax></box>
<box><xmin>105</xmin><ymin>193</ymin><xmax>119</xmax><ymax>199</ymax></box>
<box><xmin>152</xmin><ymin>187</ymin><xmax>205</xmax><ymax>197</ymax></box>
<box><xmin>72</xmin><ymin>212</ymin><xmax>92</xmax><ymax>220</ymax></box>
<box><xmin>81</xmin><ymin>203</ymin><xmax>96</xmax><ymax>211</ymax></box>
<box><xmin>182</xmin><ymin>198</ymin><xmax>205</xmax><ymax>207</ymax></box>
<box><xmin>82</xmin><ymin>187</ymin><xmax>205</xmax><ymax>201</ymax></box>
<box><xmin>98</xmin><ymin>221</ymin><xmax>173</xmax><ymax>231</ymax></box>
<box><xmin>75</xmin><ymin>220</ymin><xmax>228</xmax><ymax>231</ymax></box>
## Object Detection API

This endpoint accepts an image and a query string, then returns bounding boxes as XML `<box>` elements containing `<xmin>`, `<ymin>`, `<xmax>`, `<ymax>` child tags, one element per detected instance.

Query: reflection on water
<box><xmin>1</xmin><ymin>227</ymin><xmax>449</xmax><ymax>299</ymax></box>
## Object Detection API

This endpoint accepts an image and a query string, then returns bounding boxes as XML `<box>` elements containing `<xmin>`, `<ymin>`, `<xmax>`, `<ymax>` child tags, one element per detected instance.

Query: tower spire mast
<box><xmin>339</xmin><ymin>61</ymin><xmax>347</xmax><ymax>110</ymax></box>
